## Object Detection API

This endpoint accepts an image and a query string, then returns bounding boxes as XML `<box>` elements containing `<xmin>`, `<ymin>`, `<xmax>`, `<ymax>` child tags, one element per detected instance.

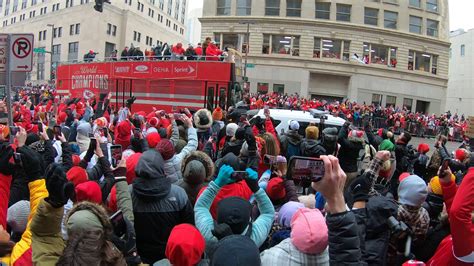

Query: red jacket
<box><xmin>427</xmin><ymin>167</ymin><xmax>474</xmax><ymax>265</ymax></box>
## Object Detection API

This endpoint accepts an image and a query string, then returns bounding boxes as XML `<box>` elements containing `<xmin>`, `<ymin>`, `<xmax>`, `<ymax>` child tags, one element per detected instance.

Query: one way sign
<box><xmin>10</xmin><ymin>34</ymin><xmax>34</xmax><ymax>72</ymax></box>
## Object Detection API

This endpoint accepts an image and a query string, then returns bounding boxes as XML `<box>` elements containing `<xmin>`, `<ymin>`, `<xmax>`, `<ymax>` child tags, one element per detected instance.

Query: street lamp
<box><xmin>47</xmin><ymin>23</ymin><xmax>54</xmax><ymax>81</ymax></box>
<box><xmin>239</xmin><ymin>20</ymin><xmax>256</xmax><ymax>84</ymax></box>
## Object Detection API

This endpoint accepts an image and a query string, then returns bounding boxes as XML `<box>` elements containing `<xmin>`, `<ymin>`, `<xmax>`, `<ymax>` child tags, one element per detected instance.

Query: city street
<box><xmin>409</xmin><ymin>136</ymin><xmax>464</xmax><ymax>156</ymax></box>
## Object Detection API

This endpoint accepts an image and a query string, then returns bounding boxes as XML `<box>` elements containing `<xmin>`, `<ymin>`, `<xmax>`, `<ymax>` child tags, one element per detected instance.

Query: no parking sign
<box><xmin>9</xmin><ymin>34</ymin><xmax>34</xmax><ymax>72</ymax></box>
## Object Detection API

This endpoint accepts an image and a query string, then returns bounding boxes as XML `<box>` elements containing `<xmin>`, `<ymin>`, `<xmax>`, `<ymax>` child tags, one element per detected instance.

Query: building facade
<box><xmin>200</xmin><ymin>0</ymin><xmax>450</xmax><ymax>114</ymax></box>
<box><xmin>446</xmin><ymin>28</ymin><xmax>474</xmax><ymax>116</ymax></box>
<box><xmin>0</xmin><ymin>0</ymin><xmax>188</xmax><ymax>83</ymax></box>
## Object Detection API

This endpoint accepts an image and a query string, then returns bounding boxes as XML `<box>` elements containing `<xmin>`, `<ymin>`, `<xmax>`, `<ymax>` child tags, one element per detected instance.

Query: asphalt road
<box><xmin>408</xmin><ymin>136</ymin><xmax>463</xmax><ymax>156</ymax></box>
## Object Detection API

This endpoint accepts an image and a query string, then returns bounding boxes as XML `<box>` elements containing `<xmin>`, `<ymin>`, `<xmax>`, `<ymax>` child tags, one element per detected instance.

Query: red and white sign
<box><xmin>10</xmin><ymin>34</ymin><xmax>34</xmax><ymax>72</ymax></box>
<box><xmin>0</xmin><ymin>34</ymin><xmax>7</xmax><ymax>72</ymax></box>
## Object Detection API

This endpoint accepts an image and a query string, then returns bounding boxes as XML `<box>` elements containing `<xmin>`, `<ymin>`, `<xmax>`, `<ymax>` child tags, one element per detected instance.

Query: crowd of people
<box><xmin>245</xmin><ymin>92</ymin><xmax>470</xmax><ymax>142</ymax></box>
<box><xmin>0</xmin><ymin>90</ymin><xmax>472</xmax><ymax>266</ymax></box>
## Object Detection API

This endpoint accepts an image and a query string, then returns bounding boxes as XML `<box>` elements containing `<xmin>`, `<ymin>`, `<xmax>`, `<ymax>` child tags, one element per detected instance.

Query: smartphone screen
<box><xmin>110</xmin><ymin>145</ymin><xmax>122</xmax><ymax>168</ymax></box>
<box><xmin>90</xmin><ymin>138</ymin><xmax>97</xmax><ymax>151</ymax></box>
<box><xmin>13</xmin><ymin>153</ymin><xmax>22</xmax><ymax>166</ymax></box>
<box><xmin>289</xmin><ymin>157</ymin><xmax>325</xmax><ymax>183</ymax></box>
<box><xmin>231</xmin><ymin>171</ymin><xmax>248</xmax><ymax>181</ymax></box>
<box><xmin>109</xmin><ymin>210</ymin><xmax>126</xmax><ymax>237</ymax></box>
<box><xmin>173</xmin><ymin>113</ymin><xmax>182</xmax><ymax>120</ymax></box>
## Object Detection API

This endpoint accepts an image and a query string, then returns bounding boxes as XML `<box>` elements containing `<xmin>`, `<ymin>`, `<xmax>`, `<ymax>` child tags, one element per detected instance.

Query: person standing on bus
<box><xmin>171</xmin><ymin>43</ymin><xmax>185</xmax><ymax>60</ymax></box>
<box><xmin>121</xmin><ymin>46</ymin><xmax>129</xmax><ymax>60</ymax></box>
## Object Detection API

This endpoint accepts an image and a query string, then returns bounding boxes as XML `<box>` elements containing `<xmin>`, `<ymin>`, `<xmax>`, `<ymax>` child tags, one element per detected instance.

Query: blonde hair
<box><xmin>260</xmin><ymin>133</ymin><xmax>280</xmax><ymax>157</ymax></box>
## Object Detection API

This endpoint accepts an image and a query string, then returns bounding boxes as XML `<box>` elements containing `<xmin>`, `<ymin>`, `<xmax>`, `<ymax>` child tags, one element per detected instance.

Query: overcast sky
<box><xmin>188</xmin><ymin>0</ymin><xmax>474</xmax><ymax>31</ymax></box>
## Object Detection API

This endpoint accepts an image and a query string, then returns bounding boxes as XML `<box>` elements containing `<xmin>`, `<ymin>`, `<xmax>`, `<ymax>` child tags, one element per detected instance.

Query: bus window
<box><xmin>206</xmin><ymin>87</ymin><xmax>214</xmax><ymax>110</ymax></box>
<box><xmin>219</xmin><ymin>87</ymin><xmax>226</xmax><ymax>110</ymax></box>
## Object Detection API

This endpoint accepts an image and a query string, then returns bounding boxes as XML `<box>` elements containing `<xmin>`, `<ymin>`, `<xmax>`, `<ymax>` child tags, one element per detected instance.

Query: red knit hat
<box><xmin>146</xmin><ymin>132</ymin><xmax>161</xmax><ymax>148</ymax></box>
<box><xmin>348</xmin><ymin>130</ymin><xmax>365</xmax><ymax>143</ymax></box>
<box><xmin>57</xmin><ymin>112</ymin><xmax>68</xmax><ymax>124</ymax></box>
<box><xmin>66</xmin><ymin>166</ymin><xmax>88</xmax><ymax>186</ymax></box>
<box><xmin>165</xmin><ymin>224</ymin><xmax>205</xmax><ymax>266</ymax></box>
<box><xmin>417</xmin><ymin>143</ymin><xmax>430</xmax><ymax>154</ymax></box>
<box><xmin>212</xmin><ymin>107</ymin><xmax>223</xmax><ymax>121</ymax></box>
<box><xmin>95</xmin><ymin>117</ymin><xmax>108</xmax><ymax>128</ymax></box>
<box><xmin>108</xmin><ymin>185</ymin><xmax>118</xmax><ymax>212</ymax></box>
<box><xmin>156</xmin><ymin>139</ymin><xmax>175</xmax><ymax>161</ymax></box>
<box><xmin>454</xmin><ymin>148</ymin><xmax>468</xmax><ymax>162</ymax></box>
<box><xmin>266</xmin><ymin>177</ymin><xmax>286</xmax><ymax>201</ymax></box>
<box><xmin>75</xmin><ymin>181</ymin><xmax>102</xmax><ymax>204</ymax></box>
<box><xmin>126</xmin><ymin>152</ymin><xmax>142</xmax><ymax>184</ymax></box>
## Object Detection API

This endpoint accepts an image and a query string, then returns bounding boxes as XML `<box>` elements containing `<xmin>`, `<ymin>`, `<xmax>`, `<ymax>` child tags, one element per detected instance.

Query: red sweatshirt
<box><xmin>427</xmin><ymin>167</ymin><xmax>474</xmax><ymax>265</ymax></box>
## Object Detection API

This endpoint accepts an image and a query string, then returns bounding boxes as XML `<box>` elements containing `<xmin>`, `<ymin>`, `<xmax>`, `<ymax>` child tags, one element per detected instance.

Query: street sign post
<box><xmin>2</xmin><ymin>33</ymin><xmax>34</xmax><ymax>142</ymax></box>
<box><xmin>0</xmin><ymin>34</ymin><xmax>7</xmax><ymax>72</ymax></box>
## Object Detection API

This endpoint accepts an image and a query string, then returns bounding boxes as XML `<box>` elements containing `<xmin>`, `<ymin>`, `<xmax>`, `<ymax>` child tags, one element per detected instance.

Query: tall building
<box><xmin>0</xmin><ymin>0</ymin><xmax>188</xmax><ymax>83</ymax></box>
<box><xmin>446</xmin><ymin>28</ymin><xmax>474</xmax><ymax>116</ymax></box>
<box><xmin>186</xmin><ymin>6</ymin><xmax>203</xmax><ymax>44</ymax></box>
<box><xmin>200</xmin><ymin>0</ymin><xmax>450</xmax><ymax>114</ymax></box>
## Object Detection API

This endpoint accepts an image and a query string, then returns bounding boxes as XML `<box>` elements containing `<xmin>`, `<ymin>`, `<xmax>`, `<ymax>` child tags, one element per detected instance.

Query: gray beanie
<box><xmin>7</xmin><ymin>200</ymin><xmax>30</xmax><ymax>233</ymax></box>
<box><xmin>76</xmin><ymin>122</ymin><xmax>92</xmax><ymax>137</ymax></box>
<box><xmin>398</xmin><ymin>175</ymin><xmax>427</xmax><ymax>207</ymax></box>
<box><xmin>183</xmin><ymin>160</ymin><xmax>206</xmax><ymax>184</ymax></box>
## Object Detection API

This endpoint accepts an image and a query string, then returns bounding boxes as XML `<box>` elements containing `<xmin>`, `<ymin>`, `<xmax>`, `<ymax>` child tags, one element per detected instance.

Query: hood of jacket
<box><xmin>286</xmin><ymin>130</ymin><xmax>303</xmax><ymax>145</ymax></box>
<box><xmin>261</xmin><ymin>238</ymin><xmax>329</xmax><ymax>265</ymax></box>
<box><xmin>300</xmin><ymin>139</ymin><xmax>321</xmax><ymax>157</ymax></box>
<box><xmin>133</xmin><ymin>149</ymin><xmax>171</xmax><ymax>201</ymax></box>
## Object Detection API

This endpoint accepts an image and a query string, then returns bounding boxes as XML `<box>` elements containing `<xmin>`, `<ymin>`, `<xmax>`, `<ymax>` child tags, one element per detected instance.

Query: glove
<box><xmin>16</xmin><ymin>146</ymin><xmax>43</xmax><ymax>182</ymax></box>
<box><xmin>126</xmin><ymin>96</ymin><xmax>137</xmax><ymax>106</ymax></box>
<box><xmin>350</xmin><ymin>173</ymin><xmax>371</xmax><ymax>203</ymax></box>
<box><xmin>111</xmin><ymin>217</ymin><xmax>142</xmax><ymax>265</ymax></box>
<box><xmin>0</xmin><ymin>144</ymin><xmax>15</xmax><ymax>176</ymax></box>
<box><xmin>245</xmin><ymin>168</ymin><xmax>259</xmax><ymax>193</ymax></box>
<box><xmin>211</xmin><ymin>223</ymin><xmax>234</xmax><ymax>240</ymax></box>
<box><xmin>44</xmin><ymin>164</ymin><xmax>75</xmax><ymax>208</ymax></box>
<box><xmin>214</xmin><ymin>164</ymin><xmax>234</xmax><ymax>187</ymax></box>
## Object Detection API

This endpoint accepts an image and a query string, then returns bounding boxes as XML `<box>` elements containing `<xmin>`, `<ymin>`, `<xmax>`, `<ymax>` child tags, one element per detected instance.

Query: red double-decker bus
<box><xmin>56</xmin><ymin>60</ymin><xmax>241</xmax><ymax>112</ymax></box>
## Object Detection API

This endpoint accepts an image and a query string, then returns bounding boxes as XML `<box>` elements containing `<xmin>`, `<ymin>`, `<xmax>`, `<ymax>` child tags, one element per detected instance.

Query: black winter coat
<box><xmin>337</xmin><ymin>126</ymin><xmax>364</xmax><ymax>173</ymax></box>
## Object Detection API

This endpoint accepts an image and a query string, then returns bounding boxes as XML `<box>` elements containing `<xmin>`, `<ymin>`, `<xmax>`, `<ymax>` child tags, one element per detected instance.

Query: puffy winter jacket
<box><xmin>260</xmin><ymin>238</ymin><xmax>329</xmax><ymax>266</ymax></box>
<box><xmin>163</xmin><ymin>127</ymin><xmax>198</xmax><ymax>183</ymax></box>
<box><xmin>337</xmin><ymin>126</ymin><xmax>364</xmax><ymax>173</ymax></box>
<box><xmin>131</xmin><ymin>150</ymin><xmax>194</xmax><ymax>264</ymax></box>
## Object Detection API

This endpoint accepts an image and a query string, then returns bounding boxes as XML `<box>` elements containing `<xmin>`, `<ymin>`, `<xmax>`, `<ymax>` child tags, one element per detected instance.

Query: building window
<box><xmin>273</xmin><ymin>84</ymin><xmax>285</xmax><ymax>93</ymax></box>
<box><xmin>112</xmin><ymin>25</ymin><xmax>117</xmax><ymax>36</ymax></box>
<box><xmin>426</xmin><ymin>0</ymin><xmax>438</xmax><ymax>12</ymax></box>
<box><xmin>75</xmin><ymin>23</ymin><xmax>80</xmax><ymax>34</ymax></box>
<box><xmin>236</xmin><ymin>0</ymin><xmax>251</xmax><ymax>16</ymax></box>
<box><xmin>257</xmin><ymin>83</ymin><xmax>269</xmax><ymax>94</ymax></box>
<box><xmin>107</xmin><ymin>23</ymin><xmax>111</xmax><ymax>35</ymax></box>
<box><xmin>133</xmin><ymin>31</ymin><xmax>141</xmax><ymax>42</ymax></box>
<box><xmin>68</xmin><ymin>41</ymin><xmax>79</xmax><ymax>62</ymax></box>
<box><xmin>363</xmin><ymin>43</ymin><xmax>398</xmax><ymax>67</ymax></box>
<box><xmin>372</xmin><ymin>94</ymin><xmax>382</xmax><ymax>105</ymax></box>
<box><xmin>460</xmin><ymin>44</ymin><xmax>465</xmax><ymax>56</ymax></box>
<box><xmin>409</xmin><ymin>0</ymin><xmax>421</xmax><ymax>8</ymax></box>
<box><xmin>70</xmin><ymin>23</ymin><xmax>80</xmax><ymax>35</ymax></box>
<box><xmin>216</xmin><ymin>0</ymin><xmax>230</xmax><ymax>15</ymax></box>
<box><xmin>265</xmin><ymin>0</ymin><xmax>280</xmax><ymax>16</ymax></box>
<box><xmin>426</xmin><ymin>19</ymin><xmax>438</xmax><ymax>37</ymax></box>
<box><xmin>52</xmin><ymin>3</ymin><xmax>60</xmax><ymax>11</ymax></box>
<box><xmin>125</xmin><ymin>0</ymin><xmax>132</xmax><ymax>5</ymax></box>
<box><xmin>336</xmin><ymin>4</ymin><xmax>351</xmax><ymax>22</ymax></box>
<box><xmin>262</xmin><ymin>34</ymin><xmax>300</xmax><ymax>56</ymax></box>
<box><xmin>37</xmin><ymin>63</ymin><xmax>45</xmax><ymax>80</ymax></box>
<box><xmin>386</xmin><ymin>95</ymin><xmax>396</xmax><ymax>108</ymax></box>
<box><xmin>364</xmin><ymin>8</ymin><xmax>378</xmax><ymax>26</ymax></box>
<box><xmin>21</xmin><ymin>0</ymin><xmax>27</xmax><ymax>9</ymax></box>
<box><xmin>403</xmin><ymin>98</ymin><xmax>413</xmax><ymax>111</ymax></box>
<box><xmin>137</xmin><ymin>1</ymin><xmax>144</xmax><ymax>12</ymax></box>
<box><xmin>148</xmin><ymin>8</ymin><xmax>154</xmax><ymax>17</ymax></box>
<box><xmin>384</xmin><ymin>11</ymin><xmax>397</xmax><ymax>29</ymax></box>
<box><xmin>167</xmin><ymin>0</ymin><xmax>172</xmax><ymax>15</ymax></box>
<box><xmin>315</xmin><ymin>2</ymin><xmax>330</xmax><ymax>19</ymax></box>
<box><xmin>286</xmin><ymin>0</ymin><xmax>301</xmax><ymax>17</ymax></box>
<box><xmin>408</xmin><ymin>50</ymin><xmax>438</xmax><ymax>74</ymax></box>
<box><xmin>159</xmin><ymin>0</ymin><xmax>164</xmax><ymax>9</ymax></box>
<box><xmin>409</xmin><ymin>16</ymin><xmax>422</xmax><ymax>34</ymax></box>
<box><xmin>214</xmin><ymin>33</ymin><xmax>249</xmax><ymax>53</ymax></box>
<box><xmin>29</xmin><ymin>10</ymin><xmax>35</xmax><ymax>18</ymax></box>
<box><xmin>66</xmin><ymin>0</ymin><xmax>73</xmax><ymax>8</ymax></box>
<box><xmin>313</xmin><ymin>38</ymin><xmax>350</xmax><ymax>61</ymax></box>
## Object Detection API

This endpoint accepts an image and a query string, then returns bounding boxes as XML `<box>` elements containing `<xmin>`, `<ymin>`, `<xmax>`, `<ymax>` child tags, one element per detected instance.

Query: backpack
<box><xmin>286</xmin><ymin>142</ymin><xmax>301</xmax><ymax>160</ymax></box>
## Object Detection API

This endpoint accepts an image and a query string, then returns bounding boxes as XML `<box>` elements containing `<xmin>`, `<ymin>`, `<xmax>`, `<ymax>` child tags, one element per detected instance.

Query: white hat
<box><xmin>289</xmin><ymin>120</ymin><xmax>300</xmax><ymax>131</ymax></box>
<box><xmin>226</xmin><ymin>123</ymin><xmax>239</xmax><ymax>137</ymax></box>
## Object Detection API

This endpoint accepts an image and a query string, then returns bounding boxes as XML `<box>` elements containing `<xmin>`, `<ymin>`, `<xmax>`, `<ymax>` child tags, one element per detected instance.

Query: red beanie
<box><xmin>165</xmin><ymin>224</ymin><xmax>205</xmax><ymax>266</ymax></box>
<box><xmin>455</xmin><ymin>148</ymin><xmax>468</xmax><ymax>162</ymax></box>
<box><xmin>146</xmin><ymin>132</ymin><xmax>161</xmax><ymax>148</ymax></box>
<box><xmin>266</xmin><ymin>177</ymin><xmax>286</xmax><ymax>201</ymax></box>
<box><xmin>417</xmin><ymin>143</ymin><xmax>430</xmax><ymax>154</ymax></box>
<box><xmin>67</xmin><ymin>166</ymin><xmax>88</xmax><ymax>186</ymax></box>
<box><xmin>126</xmin><ymin>152</ymin><xmax>142</xmax><ymax>184</ymax></box>
<box><xmin>75</xmin><ymin>181</ymin><xmax>102</xmax><ymax>204</ymax></box>
<box><xmin>58</xmin><ymin>112</ymin><xmax>68</xmax><ymax>124</ymax></box>
<box><xmin>156</xmin><ymin>139</ymin><xmax>175</xmax><ymax>161</ymax></box>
